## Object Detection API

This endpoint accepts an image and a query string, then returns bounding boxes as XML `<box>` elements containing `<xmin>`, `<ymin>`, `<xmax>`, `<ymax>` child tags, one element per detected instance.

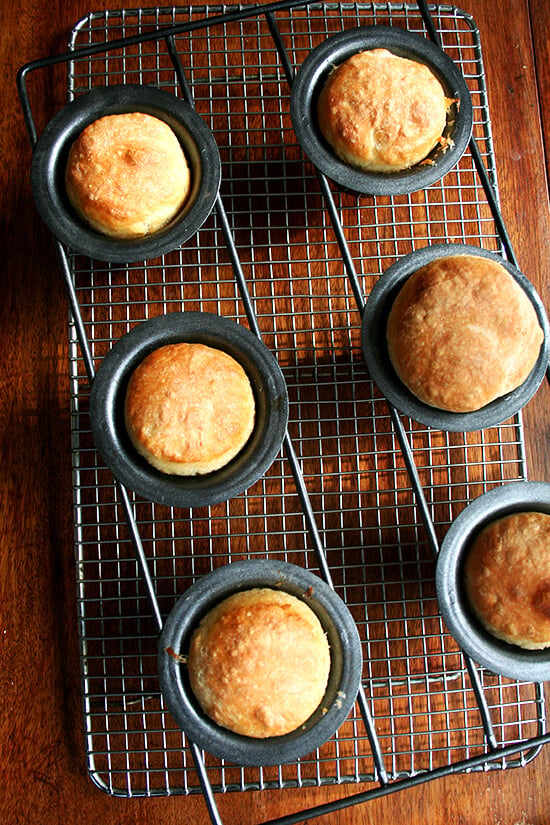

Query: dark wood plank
<box><xmin>529</xmin><ymin>0</ymin><xmax>550</xmax><ymax>180</ymax></box>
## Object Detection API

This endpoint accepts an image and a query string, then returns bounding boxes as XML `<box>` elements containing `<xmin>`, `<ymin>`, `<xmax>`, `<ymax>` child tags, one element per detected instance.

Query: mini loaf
<box><xmin>65</xmin><ymin>112</ymin><xmax>191</xmax><ymax>238</ymax></box>
<box><xmin>317</xmin><ymin>48</ymin><xmax>452</xmax><ymax>173</ymax></box>
<box><xmin>188</xmin><ymin>588</ymin><xmax>331</xmax><ymax>738</ymax></box>
<box><xmin>464</xmin><ymin>511</ymin><xmax>550</xmax><ymax>650</ymax></box>
<box><xmin>124</xmin><ymin>342</ymin><xmax>255</xmax><ymax>476</ymax></box>
<box><xmin>386</xmin><ymin>254</ymin><xmax>544</xmax><ymax>412</ymax></box>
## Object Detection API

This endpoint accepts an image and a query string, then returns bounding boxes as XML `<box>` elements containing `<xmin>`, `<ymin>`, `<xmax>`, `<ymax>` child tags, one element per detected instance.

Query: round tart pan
<box><xmin>158</xmin><ymin>559</ymin><xmax>363</xmax><ymax>766</ymax></box>
<box><xmin>361</xmin><ymin>243</ymin><xmax>549</xmax><ymax>432</ymax></box>
<box><xmin>89</xmin><ymin>311</ymin><xmax>289</xmax><ymax>509</ymax></box>
<box><xmin>31</xmin><ymin>84</ymin><xmax>221</xmax><ymax>263</ymax></box>
<box><xmin>290</xmin><ymin>25</ymin><xmax>473</xmax><ymax>196</ymax></box>
<box><xmin>436</xmin><ymin>481</ymin><xmax>550</xmax><ymax>682</ymax></box>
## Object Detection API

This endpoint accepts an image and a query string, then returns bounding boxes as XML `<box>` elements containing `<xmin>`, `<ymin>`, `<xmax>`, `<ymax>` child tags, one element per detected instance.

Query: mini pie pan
<box><xmin>31</xmin><ymin>83</ymin><xmax>221</xmax><ymax>263</ymax></box>
<box><xmin>157</xmin><ymin>559</ymin><xmax>363</xmax><ymax>766</ymax></box>
<box><xmin>361</xmin><ymin>243</ymin><xmax>550</xmax><ymax>432</ymax></box>
<box><xmin>436</xmin><ymin>481</ymin><xmax>550</xmax><ymax>682</ymax></box>
<box><xmin>89</xmin><ymin>311</ymin><xmax>289</xmax><ymax>509</ymax></box>
<box><xmin>290</xmin><ymin>25</ymin><xmax>473</xmax><ymax>196</ymax></box>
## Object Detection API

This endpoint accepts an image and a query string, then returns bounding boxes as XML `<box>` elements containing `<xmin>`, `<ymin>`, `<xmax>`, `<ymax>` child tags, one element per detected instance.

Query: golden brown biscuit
<box><xmin>317</xmin><ymin>48</ymin><xmax>451</xmax><ymax>173</ymax></box>
<box><xmin>386</xmin><ymin>254</ymin><xmax>544</xmax><ymax>412</ymax></box>
<box><xmin>188</xmin><ymin>588</ymin><xmax>331</xmax><ymax>738</ymax></box>
<box><xmin>464</xmin><ymin>511</ymin><xmax>550</xmax><ymax>650</ymax></box>
<box><xmin>124</xmin><ymin>342</ymin><xmax>255</xmax><ymax>475</ymax></box>
<box><xmin>65</xmin><ymin>112</ymin><xmax>191</xmax><ymax>238</ymax></box>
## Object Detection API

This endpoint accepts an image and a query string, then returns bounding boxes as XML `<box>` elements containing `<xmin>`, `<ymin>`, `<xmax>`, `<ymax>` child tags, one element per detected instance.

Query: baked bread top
<box><xmin>65</xmin><ymin>112</ymin><xmax>191</xmax><ymax>238</ymax></box>
<box><xmin>188</xmin><ymin>587</ymin><xmax>331</xmax><ymax>738</ymax></box>
<box><xmin>386</xmin><ymin>254</ymin><xmax>544</xmax><ymax>412</ymax></box>
<box><xmin>464</xmin><ymin>511</ymin><xmax>550</xmax><ymax>650</ymax></box>
<box><xmin>124</xmin><ymin>342</ymin><xmax>255</xmax><ymax>476</ymax></box>
<box><xmin>317</xmin><ymin>48</ymin><xmax>451</xmax><ymax>173</ymax></box>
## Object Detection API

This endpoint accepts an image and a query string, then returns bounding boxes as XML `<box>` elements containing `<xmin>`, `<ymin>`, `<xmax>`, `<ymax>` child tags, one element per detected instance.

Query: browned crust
<box><xmin>386</xmin><ymin>255</ymin><xmax>544</xmax><ymax>412</ymax></box>
<box><xmin>317</xmin><ymin>48</ymin><xmax>451</xmax><ymax>173</ymax></box>
<box><xmin>188</xmin><ymin>588</ymin><xmax>331</xmax><ymax>738</ymax></box>
<box><xmin>124</xmin><ymin>342</ymin><xmax>255</xmax><ymax>475</ymax></box>
<box><xmin>464</xmin><ymin>511</ymin><xmax>550</xmax><ymax>649</ymax></box>
<box><xmin>65</xmin><ymin>112</ymin><xmax>191</xmax><ymax>238</ymax></box>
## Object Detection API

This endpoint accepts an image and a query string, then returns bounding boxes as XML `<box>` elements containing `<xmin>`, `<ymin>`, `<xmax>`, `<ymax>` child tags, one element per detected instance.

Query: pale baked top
<box><xmin>317</xmin><ymin>48</ymin><xmax>450</xmax><ymax>173</ymax></box>
<box><xmin>386</xmin><ymin>254</ymin><xmax>544</xmax><ymax>412</ymax></box>
<box><xmin>464</xmin><ymin>511</ymin><xmax>550</xmax><ymax>650</ymax></box>
<box><xmin>124</xmin><ymin>342</ymin><xmax>255</xmax><ymax>476</ymax></box>
<box><xmin>65</xmin><ymin>112</ymin><xmax>191</xmax><ymax>238</ymax></box>
<box><xmin>188</xmin><ymin>588</ymin><xmax>331</xmax><ymax>738</ymax></box>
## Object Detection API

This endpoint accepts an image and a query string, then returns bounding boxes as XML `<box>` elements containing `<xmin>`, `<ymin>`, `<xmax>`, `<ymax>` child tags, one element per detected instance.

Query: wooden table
<box><xmin>3</xmin><ymin>1</ymin><xmax>550</xmax><ymax>823</ymax></box>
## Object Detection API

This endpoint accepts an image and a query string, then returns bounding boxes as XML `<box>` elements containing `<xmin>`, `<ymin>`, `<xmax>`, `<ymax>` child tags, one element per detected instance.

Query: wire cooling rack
<box><xmin>17</xmin><ymin>1</ymin><xmax>550</xmax><ymax>821</ymax></box>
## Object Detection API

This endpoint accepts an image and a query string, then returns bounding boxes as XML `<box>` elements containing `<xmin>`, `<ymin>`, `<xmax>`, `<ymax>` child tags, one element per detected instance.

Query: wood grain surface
<box><xmin>2</xmin><ymin>1</ymin><xmax>550</xmax><ymax>824</ymax></box>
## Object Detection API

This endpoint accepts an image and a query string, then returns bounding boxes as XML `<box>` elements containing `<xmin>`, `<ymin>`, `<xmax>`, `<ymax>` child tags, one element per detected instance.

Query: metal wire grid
<box><xmin>49</xmin><ymin>0</ymin><xmax>546</xmax><ymax>802</ymax></box>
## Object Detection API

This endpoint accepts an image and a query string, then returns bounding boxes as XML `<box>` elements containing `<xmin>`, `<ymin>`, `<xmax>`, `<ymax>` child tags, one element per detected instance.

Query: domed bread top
<box><xmin>464</xmin><ymin>511</ymin><xmax>550</xmax><ymax>650</ymax></box>
<box><xmin>188</xmin><ymin>588</ymin><xmax>332</xmax><ymax>739</ymax></box>
<box><xmin>317</xmin><ymin>48</ymin><xmax>452</xmax><ymax>173</ymax></box>
<box><xmin>124</xmin><ymin>342</ymin><xmax>255</xmax><ymax>476</ymax></box>
<box><xmin>65</xmin><ymin>112</ymin><xmax>191</xmax><ymax>238</ymax></box>
<box><xmin>386</xmin><ymin>254</ymin><xmax>544</xmax><ymax>412</ymax></box>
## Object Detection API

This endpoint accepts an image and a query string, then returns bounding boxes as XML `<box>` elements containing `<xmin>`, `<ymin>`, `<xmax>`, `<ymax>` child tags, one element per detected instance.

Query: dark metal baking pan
<box><xmin>158</xmin><ymin>559</ymin><xmax>363</xmax><ymax>766</ymax></box>
<box><xmin>436</xmin><ymin>481</ymin><xmax>550</xmax><ymax>682</ymax></box>
<box><xmin>31</xmin><ymin>84</ymin><xmax>221</xmax><ymax>262</ymax></box>
<box><xmin>361</xmin><ymin>243</ymin><xmax>549</xmax><ymax>431</ymax></box>
<box><xmin>290</xmin><ymin>25</ymin><xmax>473</xmax><ymax>196</ymax></box>
<box><xmin>89</xmin><ymin>311</ymin><xmax>289</xmax><ymax>508</ymax></box>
